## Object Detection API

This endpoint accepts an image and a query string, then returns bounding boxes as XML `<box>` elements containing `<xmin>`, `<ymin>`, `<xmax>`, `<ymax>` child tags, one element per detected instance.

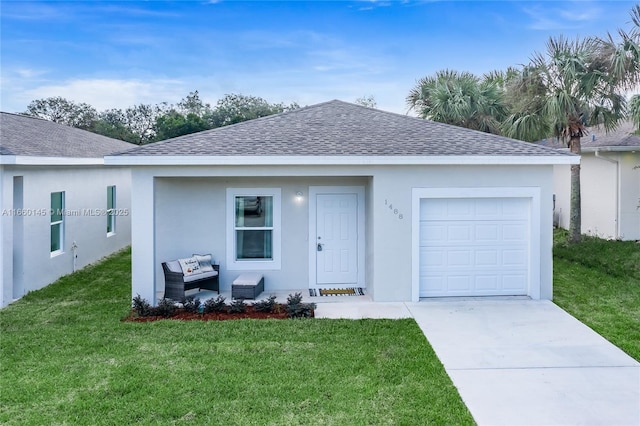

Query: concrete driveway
<box><xmin>316</xmin><ymin>299</ymin><xmax>640</xmax><ymax>425</ymax></box>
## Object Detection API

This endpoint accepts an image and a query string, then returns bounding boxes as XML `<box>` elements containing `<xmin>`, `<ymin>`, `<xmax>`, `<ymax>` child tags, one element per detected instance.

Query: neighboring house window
<box><xmin>226</xmin><ymin>188</ymin><xmax>281</xmax><ymax>270</ymax></box>
<box><xmin>107</xmin><ymin>186</ymin><xmax>116</xmax><ymax>234</ymax></box>
<box><xmin>50</xmin><ymin>191</ymin><xmax>64</xmax><ymax>254</ymax></box>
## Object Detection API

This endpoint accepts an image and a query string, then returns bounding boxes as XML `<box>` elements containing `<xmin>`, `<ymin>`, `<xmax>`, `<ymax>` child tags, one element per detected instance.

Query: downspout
<box><xmin>594</xmin><ymin>150</ymin><xmax>620</xmax><ymax>239</ymax></box>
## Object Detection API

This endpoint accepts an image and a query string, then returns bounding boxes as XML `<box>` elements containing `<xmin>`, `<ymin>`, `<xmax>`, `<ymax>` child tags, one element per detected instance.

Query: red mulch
<box><xmin>123</xmin><ymin>306</ymin><xmax>312</xmax><ymax>322</ymax></box>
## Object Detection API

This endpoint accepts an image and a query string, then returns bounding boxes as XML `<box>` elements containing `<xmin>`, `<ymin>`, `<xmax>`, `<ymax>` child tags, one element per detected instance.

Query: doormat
<box><xmin>309</xmin><ymin>288</ymin><xmax>365</xmax><ymax>297</ymax></box>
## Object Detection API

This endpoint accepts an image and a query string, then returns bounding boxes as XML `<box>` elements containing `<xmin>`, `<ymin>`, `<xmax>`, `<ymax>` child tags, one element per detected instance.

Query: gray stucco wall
<box><xmin>553</xmin><ymin>152</ymin><xmax>640</xmax><ymax>241</ymax></box>
<box><xmin>153</xmin><ymin>175</ymin><xmax>368</xmax><ymax>295</ymax></box>
<box><xmin>1</xmin><ymin>165</ymin><xmax>131</xmax><ymax>307</ymax></box>
<box><xmin>135</xmin><ymin>163</ymin><xmax>555</xmax><ymax>303</ymax></box>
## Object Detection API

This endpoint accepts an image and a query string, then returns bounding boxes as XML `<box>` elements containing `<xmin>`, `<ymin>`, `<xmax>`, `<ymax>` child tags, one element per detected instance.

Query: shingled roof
<box><xmin>538</xmin><ymin>121</ymin><xmax>640</xmax><ymax>150</ymax></box>
<box><xmin>0</xmin><ymin>112</ymin><xmax>135</xmax><ymax>158</ymax></box>
<box><xmin>113</xmin><ymin>100</ymin><xmax>574</xmax><ymax>158</ymax></box>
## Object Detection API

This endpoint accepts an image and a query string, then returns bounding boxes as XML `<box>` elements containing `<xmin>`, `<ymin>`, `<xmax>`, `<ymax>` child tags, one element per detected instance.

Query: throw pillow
<box><xmin>178</xmin><ymin>257</ymin><xmax>202</xmax><ymax>276</ymax></box>
<box><xmin>192</xmin><ymin>254</ymin><xmax>215</xmax><ymax>273</ymax></box>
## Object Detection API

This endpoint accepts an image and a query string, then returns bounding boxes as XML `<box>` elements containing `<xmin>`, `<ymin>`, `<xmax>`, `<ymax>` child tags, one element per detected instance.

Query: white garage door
<box><xmin>419</xmin><ymin>197</ymin><xmax>530</xmax><ymax>297</ymax></box>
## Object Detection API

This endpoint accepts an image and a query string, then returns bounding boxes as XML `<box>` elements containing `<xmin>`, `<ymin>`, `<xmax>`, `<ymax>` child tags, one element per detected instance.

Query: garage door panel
<box><xmin>502</xmin><ymin>198</ymin><xmax>529</xmax><ymax>216</ymax></box>
<box><xmin>503</xmin><ymin>249</ymin><xmax>527</xmax><ymax>266</ymax></box>
<box><xmin>475</xmin><ymin>224</ymin><xmax>499</xmax><ymax>241</ymax></box>
<box><xmin>475</xmin><ymin>199</ymin><xmax>501</xmax><ymax>217</ymax></box>
<box><xmin>446</xmin><ymin>199</ymin><xmax>474</xmax><ymax>218</ymax></box>
<box><xmin>475</xmin><ymin>250</ymin><xmax>499</xmax><ymax>266</ymax></box>
<box><xmin>424</xmin><ymin>221</ymin><xmax>527</xmax><ymax>242</ymax></box>
<box><xmin>502</xmin><ymin>224</ymin><xmax>528</xmax><ymax>240</ymax></box>
<box><xmin>502</xmin><ymin>275</ymin><xmax>528</xmax><ymax>290</ymax></box>
<box><xmin>448</xmin><ymin>250</ymin><xmax>472</xmax><ymax>266</ymax></box>
<box><xmin>419</xmin><ymin>248</ymin><xmax>445</xmax><ymax>267</ymax></box>
<box><xmin>475</xmin><ymin>275</ymin><xmax>499</xmax><ymax>291</ymax></box>
<box><xmin>419</xmin><ymin>274</ymin><xmax>445</xmax><ymax>296</ymax></box>
<box><xmin>420</xmin><ymin>223</ymin><xmax>445</xmax><ymax>244</ymax></box>
<box><xmin>420</xmin><ymin>201</ymin><xmax>446</xmax><ymax>220</ymax></box>
<box><xmin>448</xmin><ymin>276</ymin><xmax>472</xmax><ymax>291</ymax></box>
<box><xmin>419</xmin><ymin>197</ymin><xmax>530</xmax><ymax>297</ymax></box>
<box><xmin>448</xmin><ymin>225</ymin><xmax>472</xmax><ymax>242</ymax></box>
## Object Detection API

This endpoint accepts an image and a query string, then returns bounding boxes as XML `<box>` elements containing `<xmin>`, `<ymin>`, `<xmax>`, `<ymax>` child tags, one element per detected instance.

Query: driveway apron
<box><xmin>406</xmin><ymin>299</ymin><xmax>640</xmax><ymax>426</ymax></box>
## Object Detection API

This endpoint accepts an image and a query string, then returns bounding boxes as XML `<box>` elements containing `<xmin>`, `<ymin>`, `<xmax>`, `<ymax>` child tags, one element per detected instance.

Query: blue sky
<box><xmin>1</xmin><ymin>1</ymin><xmax>637</xmax><ymax>115</ymax></box>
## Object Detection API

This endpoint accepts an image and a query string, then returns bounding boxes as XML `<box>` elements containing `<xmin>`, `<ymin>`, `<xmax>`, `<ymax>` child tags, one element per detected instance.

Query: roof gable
<box><xmin>113</xmin><ymin>100</ymin><xmax>573</xmax><ymax>158</ymax></box>
<box><xmin>0</xmin><ymin>112</ymin><xmax>135</xmax><ymax>158</ymax></box>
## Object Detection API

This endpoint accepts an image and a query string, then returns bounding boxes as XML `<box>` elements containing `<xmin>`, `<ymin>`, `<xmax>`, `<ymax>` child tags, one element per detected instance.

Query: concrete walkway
<box><xmin>314</xmin><ymin>299</ymin><xmax>640</xmax><ymax>426</ymax></box>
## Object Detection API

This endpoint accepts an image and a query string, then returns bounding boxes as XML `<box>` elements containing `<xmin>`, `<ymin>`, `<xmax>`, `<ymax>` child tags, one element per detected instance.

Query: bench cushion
<box><xmin>233</xmin><ymin>273</ymin><xmax>264</xmax><ymax>286</ymax></box>
<box><xmin>184</xmin><ymin>269</ymin><xmax>219</xmax><ymax>283</ymax></box>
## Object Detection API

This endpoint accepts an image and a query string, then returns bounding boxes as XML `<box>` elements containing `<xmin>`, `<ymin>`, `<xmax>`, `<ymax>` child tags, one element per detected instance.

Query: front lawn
<box><xmin>0</xmin><ymin>248</ymin><xmax>473</xmax><ymax>425</ymax></box>
<box><xmin>553</xmin><ymin>231</ymin><xmax>640</xmax><ymax>361</ymax></box>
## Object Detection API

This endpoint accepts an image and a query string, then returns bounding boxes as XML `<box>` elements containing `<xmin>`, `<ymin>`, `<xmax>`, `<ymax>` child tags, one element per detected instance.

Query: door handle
<box><xmin>317</xmin><ymin>243</ymin><xmax>323</xmax><ymax>252</ymax></box>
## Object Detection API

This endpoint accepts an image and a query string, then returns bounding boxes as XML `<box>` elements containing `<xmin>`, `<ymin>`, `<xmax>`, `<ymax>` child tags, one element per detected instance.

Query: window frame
<box><xmin>107</xmin><ymin>185</ymin><xmax>116</xmax><ymax>235</ymax></box>
<box><xmin>226</xmin><ymin>188</ymin><xmax>281</xmax><ymax>270</ymax></box>
<box><xmin>50</xmin><ymin>191</ymin><xmax>65</xmax><ymax>256</ymax></box>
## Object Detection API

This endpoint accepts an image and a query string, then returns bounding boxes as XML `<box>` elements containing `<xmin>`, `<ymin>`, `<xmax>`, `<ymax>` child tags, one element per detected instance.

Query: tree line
<box><xmin>23</xmin><ymin>92</ymin><xmax>300</xmax><ymax>145</ymax></box>
<box><xmin>19</xmin><ymin>6</ymin><xmax>640</xmax><ymax>243</ymax></box>
<box><xmin>407</xmin><ymin>5</ymin><xmax>640</xmax><ymax>243</ymax></box>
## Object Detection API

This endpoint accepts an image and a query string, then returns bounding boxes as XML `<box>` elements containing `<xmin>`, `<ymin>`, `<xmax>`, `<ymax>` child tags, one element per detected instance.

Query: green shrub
<box><xmin>228</xmin><ymin>298</ymin><xmax>247</xmax><ymax>313</ymax></box>
<box><xmin>253</xmin><ymin>295</ymin><xmax>277</xmax><ymax>312</ymax></box>
<box><xmin>151</xmin><ymin>298</ymin><xmax>177</xmax><ymax>317</ymax></box>
<box><xmin>181</xmin><ymin>296</ymin><xmax>201</xmax><ymax>313</ymax></box>
<box><xmin>203</xmin><ymin>295</ymin><xmax>226</xmax><ymax>313</ymax></box>
<box><xmin>132</xmin><ymin>294</ymin><xmax>152</xmax><ymax>317</ymax></box>
<box><xmin>285</xmin><ymin>292</ymin><xmax>316</xmax><ymax>318</ymax></box>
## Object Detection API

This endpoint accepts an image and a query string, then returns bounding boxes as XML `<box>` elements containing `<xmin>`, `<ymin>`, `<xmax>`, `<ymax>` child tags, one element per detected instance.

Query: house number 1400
<box><xmin>384</xmin><ymin>199</ymin><xmax>403</xmax><ymax>220</ymax></box>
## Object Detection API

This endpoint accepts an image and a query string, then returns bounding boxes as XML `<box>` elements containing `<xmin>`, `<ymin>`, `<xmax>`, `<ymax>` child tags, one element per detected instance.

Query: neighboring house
<box><xmin>540</xmin><ymin>121</ymin><xmax>640</xmax><ymax>241</ymax></box>
<box><xmin>105</xmin><ymin>100</ymin><xmax>577</xmax><ymax>304</ymax></box>
<box><xmin>0</xmin><ymin>112</ymin><xmax>133</xmax><ymax>307</ymax></box>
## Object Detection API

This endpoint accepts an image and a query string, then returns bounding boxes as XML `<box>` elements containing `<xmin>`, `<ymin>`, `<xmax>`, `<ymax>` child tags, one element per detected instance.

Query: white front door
<box><xmin>310</xmin><ymin>187</ymin><xmax>365</xmax><ymax>288</ymax></box>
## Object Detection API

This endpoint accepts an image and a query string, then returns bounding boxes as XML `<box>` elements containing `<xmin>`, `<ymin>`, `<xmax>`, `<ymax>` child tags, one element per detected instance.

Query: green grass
<box><xmin>553</xmin><ymin>230</ymin><xmax>640</xmax><ymax>361</ymax></box>
<box><xmin>0</xmin><ymin>248</ymin><xmax>473</xmax><ymax>426</ymax></box>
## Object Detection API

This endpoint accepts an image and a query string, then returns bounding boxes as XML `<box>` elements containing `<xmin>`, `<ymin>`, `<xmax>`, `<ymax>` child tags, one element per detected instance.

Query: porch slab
<box><xmin>313</xmin><ymin>302</ymin><xmax>413</xmax><ymax>319</ymax></box>
<box><xmin>159</xmin><ymin>288</ymin><xmax>377</xmax><ymax>306</ymax></box>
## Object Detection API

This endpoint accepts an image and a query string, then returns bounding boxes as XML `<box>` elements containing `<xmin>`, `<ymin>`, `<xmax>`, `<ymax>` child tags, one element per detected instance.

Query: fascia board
<box><xmin>0</xmin><ymin>156</ymin><xmax>103</xmax><ymax>165</ymax></box>
<box><xmin>104</xmin><ymin>154</ymin><xmax>580</xmax><ymax>166</ymax></box>
<box><xmin>582</xmin><ymin>146</ymin><xmax>640</xmax><ymax>153</ymax></box>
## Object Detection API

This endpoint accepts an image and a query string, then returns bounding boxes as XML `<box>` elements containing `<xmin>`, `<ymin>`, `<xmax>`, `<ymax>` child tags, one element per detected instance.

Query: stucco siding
<box><xmin>581</xmin><ymin>155</ymin><xmax>618</xmax><ymax>238</ymax></box>
<box><xmin>1</xmin><ymin>165</ymin><xmax>131</xmax><ymax>307</ymax></box>
<box><xmin>138</xmin><ymin>164</ymin><xmax>555</xmax><ymax>303</ymax></box>
<box><xmin>152</xmin><ymin>174</ymin><xmax>368</xmax><ymax>301</ymax></box>
<box><xmin>619</xmin><ymin>152</ymin><xmax>640</xmax><ymax>240</ymax></box>
<box><xmin>552</xmin><ymin>164</ymin><xmax>571</xmax><ymax>230</ymax></box>
<box><xmin>370</xmin><ymin>165</ymin><xmax>554</xmax><ymax>301</ymax></box>
<box><xmin>555</xmin><ymin>152</ymin><xmax>640</xmax><ymax>241</ymax></box>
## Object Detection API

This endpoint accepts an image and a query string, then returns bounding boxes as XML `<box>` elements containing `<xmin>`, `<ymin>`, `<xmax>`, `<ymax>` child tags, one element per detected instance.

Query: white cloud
<box><xmin>15</xmin><ymin>68</ymin><xmax>49</xmax><ymax>79</ymax></box>
<box><xmin>22</xmin><ymin>78</ymin><xmax>187</xmax><ymax>111</ymax></box>
<box><xmin>524</xmin><ymin>3</ymin><xmax>602</xmax><ymax>31</ymax></box>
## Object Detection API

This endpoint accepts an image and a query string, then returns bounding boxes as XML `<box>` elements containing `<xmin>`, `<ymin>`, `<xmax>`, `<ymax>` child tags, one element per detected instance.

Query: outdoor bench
<box><xmin>162</xmin><ymin>254</ymin><xmax>219</xmax><ymax>300</ymax></box>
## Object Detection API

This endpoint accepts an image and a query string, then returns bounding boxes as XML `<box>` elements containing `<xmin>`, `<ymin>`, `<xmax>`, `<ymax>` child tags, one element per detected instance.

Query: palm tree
<box><xmin>629</xmin><ymin>95</ymin><xmax>640</xmax><ymax>132</ymax></box>
<box><xmin>503</xmin><ymin>36</ymin><xmax>626</xmax><ymax>243</ymax></box>
<box><xmin>407</xmin><ymin>69</ymin><xmax>508</xmax><ymax>135</ymax></box>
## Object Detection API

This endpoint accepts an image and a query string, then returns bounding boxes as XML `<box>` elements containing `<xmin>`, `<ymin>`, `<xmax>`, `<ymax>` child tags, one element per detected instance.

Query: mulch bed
<box><xmin>123</xmin><ymin>305</ymin><xmax>312</xmax><ymax>322</ymax></box>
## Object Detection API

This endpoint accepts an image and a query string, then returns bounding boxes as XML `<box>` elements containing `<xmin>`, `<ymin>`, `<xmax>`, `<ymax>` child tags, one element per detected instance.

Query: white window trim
<box><xmin>226</xmin><ymin>188</ymin><xmax>281</xmax><ymax>270</ymax></box>
<box><xmin>50</xmin><ymin>191</ymin><xmax>65</xmax><ymax>257</ymax></box>
<box><xmin>107</xmin><ymin>185</ymin><xmax>116</xmax><ymax>236</ymax></box>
